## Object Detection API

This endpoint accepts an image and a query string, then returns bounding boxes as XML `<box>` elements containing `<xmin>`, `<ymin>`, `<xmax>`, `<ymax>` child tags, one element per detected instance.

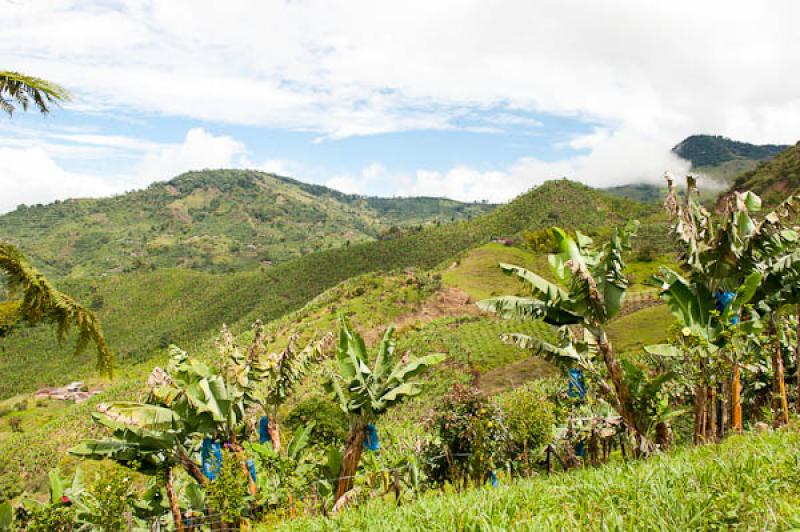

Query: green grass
<box><xmin>607</xmin><ymin>304</ymin><xmax>674</xmax><ymax>354</ymax></box>
<box><xmin>274</xmin><ymin>429</ymin><xmax>800</xmax><ymax>531</ymax></box>
<box><xmin>441</xmin><ymin>243</ymin><xmax>545</xmax><ymax>301</ymax></box>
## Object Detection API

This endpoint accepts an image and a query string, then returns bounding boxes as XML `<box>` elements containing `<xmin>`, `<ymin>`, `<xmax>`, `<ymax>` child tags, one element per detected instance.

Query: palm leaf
<box><xmin>0</xmin><ymin>243</ymin><xmax>112</xmax><ymax>374</ymax></box>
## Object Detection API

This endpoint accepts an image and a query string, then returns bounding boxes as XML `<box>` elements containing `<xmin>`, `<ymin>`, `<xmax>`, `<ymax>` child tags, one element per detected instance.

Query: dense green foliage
<box><xmin>0</xmin><ymin>169</ymin><xmax>493</xmax><ymax>277</ymax></box>
<box><xmin>673</xmin><ymin>134</ymin><xmax>788</xmax><ymax>169</ymax></box>
<box><xmin>729</xmin><ymin>142</ymin><xmax>800</xmax><ymax>206</ymax></box>
<box><xmin>603</xmin><ymin>183</ymin><xmax>664</xmax><ymax>203</ymax></box>
<box><xmin>276</xmin><ymin>429</ymin><xmax>800</xmax><ymax>531</ymax></box>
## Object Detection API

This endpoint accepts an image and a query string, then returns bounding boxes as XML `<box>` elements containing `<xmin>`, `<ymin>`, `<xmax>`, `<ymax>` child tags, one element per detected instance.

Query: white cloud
<box><xmin>1</xmin><ymin>0</ymin><xmax>798</xmax><ymax>202</ymax></box>
<box><xmin>0</xmin><ymin>128</ymin><xmax>253</xmax><ymax>213</ymax></box>
<box><xmin>0</xmin><ymin>147</ymin><xmax>121</xmax><ymax>212</ymax></box>
<box><xmin>134</xmin><ymin>128</ymin><xmax>247</xmax><ymax>184</ymax></box>
<box><xmin>326</xmin><ymin>163</ymin><xmax>390</xmax><ymax>195</ymax></box>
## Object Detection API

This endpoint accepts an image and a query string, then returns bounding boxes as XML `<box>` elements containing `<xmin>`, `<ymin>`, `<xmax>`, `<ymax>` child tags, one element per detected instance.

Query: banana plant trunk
<box><xmin>693</xmin><ymin>381</ymin><xmax>706</xmax><ymax>445</ymax></box>
<box><xmin>268</xmin><ymin>417</ymin><xmax>281</xmax><ymax>452</ymax></box>
<box><xmin>335</xmin><ymin>420</ymin><xmax>368</xmax><ymax>503</ymax></box>
<box><xmin>596</xmin><ymin>333</ymin><xmax>647</xmax><ymax>444</ymax></box>
<box><xmin>166</xmin><ymin>467</ymin><xmax>185</xmax><ymax>532</ymax></box>
<box><xmin>731</xmin><ymin>364</ymin><xmax>743</xmax><ymax>432</ymax></box>
<box><xmin>796</xmin><ymin>307</ymin><xmax>800</xmax><ymax>412</ymax></box>
<box><xmin>771</xmin><ymin>319</ymin><xmax>790</xmax><ymax>427</ymax></box>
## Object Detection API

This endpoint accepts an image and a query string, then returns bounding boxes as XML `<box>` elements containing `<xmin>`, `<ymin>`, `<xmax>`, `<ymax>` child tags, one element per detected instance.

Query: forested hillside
<box><xmin>727</xmin><ymin>142</ymin><xmax>800</xmax><ymax>206</ymax></box>
<box><xmin>0</xmin><ymin>169</ymin><xmax>494</xmax><ymax>277</ymax></box>
<box><xmin>673</xmin><ymin>134</ymin><xmax>789</xmax><ymax>182</ymax></box>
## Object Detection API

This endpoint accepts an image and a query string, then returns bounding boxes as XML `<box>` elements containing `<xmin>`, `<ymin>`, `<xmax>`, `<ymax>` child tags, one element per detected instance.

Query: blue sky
<box><xmin>1</xmin><ymin>1</ymin><xmax>798</xmax><ymax>212</ymax></box>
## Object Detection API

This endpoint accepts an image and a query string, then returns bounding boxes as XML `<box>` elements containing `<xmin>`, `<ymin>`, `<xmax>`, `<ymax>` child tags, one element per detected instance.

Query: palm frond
<box><xmin>0</xmin><ymin>243</ymin><xmax>112</xmax><ymax>374</ymax></box>
<box><xmin>0</xmin><ymin>71</ymin><xmax>71</xmax><ymax>116</ymax></box>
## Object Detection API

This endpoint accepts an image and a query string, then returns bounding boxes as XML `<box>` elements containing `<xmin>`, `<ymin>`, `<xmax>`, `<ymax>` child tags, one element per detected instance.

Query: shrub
<box><xmin>206</xmin><ymin>449</ymin><xmax>250</xmax><ymax>526</ymax></box>
<box><xmin>7</xmin><ymin>416</ymin><xmax>22</xmax><ymax>433</ymax></box>
<box><xmin>421</xmin><ymin>384</ymin><xmax>508</xmax><ymax>490</ymax></box>
<box><xmin>81</xmin><ymin>470</ymin><xmax>137</xmax><ymax>530</ymax></box>
<box><xmin>497</xmin><ymin>384</ymin><xmax>556</xmax><ymax>475</ymax></box>
<box><xmin>23</xmin><ymin>503</ymin><xmax>74</xmax><ymax>532</ymax></box>
<box><xmin>284</xmin><ymin>397</ymin><xmax>348</xmax><ymax>447</ymax></box>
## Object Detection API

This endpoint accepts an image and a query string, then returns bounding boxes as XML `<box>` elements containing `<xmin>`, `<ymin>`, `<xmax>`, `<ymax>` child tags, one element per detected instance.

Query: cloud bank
<box><xmin>1</xmin><ymin>0</ymin><xmax>798</xmax><ymax>205</ymax></box>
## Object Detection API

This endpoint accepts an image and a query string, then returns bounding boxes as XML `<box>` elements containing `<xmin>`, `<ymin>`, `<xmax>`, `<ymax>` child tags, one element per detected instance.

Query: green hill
<box><xmin>0</xmin><ymin>179</ymin><xmax>655</xmax><ymax>399</ymax></box>
<box><xmin>0</xmin><ymin>169</ymin><xmax>494</xmax><ymax>277</ymax></box>
<box><xmin>673</xmin><ymin>135</ymin><xmax>789</xmax><ymax>182</ymax></box>
<box><xmin>726</xmin><ymin>142</ymin><xmax>800</xmax><ymax>206</ymax></box>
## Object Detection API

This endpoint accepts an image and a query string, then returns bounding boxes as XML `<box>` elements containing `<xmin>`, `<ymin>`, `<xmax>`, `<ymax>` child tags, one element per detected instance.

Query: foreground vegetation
<box><xmin>276</xmin><ymin>428</ymin><xmax>800</xmax><ymax>531</ymax></box>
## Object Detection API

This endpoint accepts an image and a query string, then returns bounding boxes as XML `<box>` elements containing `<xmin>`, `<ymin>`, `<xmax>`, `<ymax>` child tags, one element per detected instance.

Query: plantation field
<box><xmin>276</xmin><ymin>429</ymin><xmax>800</xmax><ymax>531</ymax></box>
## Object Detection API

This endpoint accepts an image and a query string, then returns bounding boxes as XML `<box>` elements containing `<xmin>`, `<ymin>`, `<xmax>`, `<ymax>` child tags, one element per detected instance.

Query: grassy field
<box><xmin>274</xmin><ymin>429</ymin><xmax>800</xmax><ymax>531</ymax></box>
<box><xmin>607</xmin><ymin>304</ymin><xmax>674</xmax><ymax>354</ymax></box>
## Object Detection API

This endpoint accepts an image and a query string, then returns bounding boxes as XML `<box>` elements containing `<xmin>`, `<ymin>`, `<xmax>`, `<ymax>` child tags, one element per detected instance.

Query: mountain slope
<box><xmin>0</xmin><ymin>169</ymin><xmax>494</xmax><ymax>277</ymax></box>
<box><xmin>0</xmin><ymin>179</ymin><xmax>656</xmax><ymax>398</ymax></box>
<box><xmin>726</xmin><ymin>141</ymin><xmax>800</xmax><ymax>206</ymax></box>
<box><xmin>673</xmin><ymin>135</ymin><xmax>789</xmax><ymax>182</ymax></box>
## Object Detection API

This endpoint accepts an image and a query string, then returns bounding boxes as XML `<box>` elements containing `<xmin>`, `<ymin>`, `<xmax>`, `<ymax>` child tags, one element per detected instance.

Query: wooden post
<box><xmin>545</xmin><ymin>445</ymin><xmax>552</xmax><ymax>476</ymax></box>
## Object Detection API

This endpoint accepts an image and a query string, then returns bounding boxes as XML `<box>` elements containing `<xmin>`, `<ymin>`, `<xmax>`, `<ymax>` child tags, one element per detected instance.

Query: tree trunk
<box><xmin>166</xmin><ymin>468</ymin><xmax>185</xmax><ymax>532</ymax></box>
<box><xmin>693</xmin><ymin>381</ymin><xmax>706</xmax><ymax>445</ymax></box>
<box><xmin>707</xmin><ymin>387</ymin><xmax>716</xmax><ymax>442</ymax></box>
<box><xmin>268</xmin><ymin>412</ymin><xmax>281</xmax><ymax>452</ymax></box>
<box><xmin>177</xmin><ymin>447</ymin><xmax>208</xmax><ymax>487</ymax></box>
<box><xmin>655</xmin><ymin>421</ymin><xmax>673</xmax><ymax>448</ymax></box>
<box><xmin>731</xmin><ymin>364</ymin><xmax>743</xmax><ymax>432</ymax></box>
<box><xmin>334</xmin><ymin>421</ymin><xmax>368</xmax><ymax>503</ymax></box>
<box><xmin>596</xmin><ymin>333</ymin><xmax>647</xmax><ymax>442</ymax></box>
<box><xmin>796</xmin><ymin>307</ymin><xmax>800</xmax><ymax>412</ymax></box>
<box><xmin>771</xmin><ymin>319</ymin><xmax>790</xmax><ymax>427</ymax></box>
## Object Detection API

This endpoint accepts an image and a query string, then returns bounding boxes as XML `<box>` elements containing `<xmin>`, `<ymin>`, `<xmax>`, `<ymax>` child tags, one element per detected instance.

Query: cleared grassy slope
<box><xmin>276</xmin><ymin>429</ymin><xmax>800</xmax><ymax>531</ymax></box>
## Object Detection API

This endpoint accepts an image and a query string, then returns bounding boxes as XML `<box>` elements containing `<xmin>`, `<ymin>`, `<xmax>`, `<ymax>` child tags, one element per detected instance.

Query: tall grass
<box><xmin>275</xmin><ymin>430</ymin><xmax>800</xmax><ymax>531</ymax></box>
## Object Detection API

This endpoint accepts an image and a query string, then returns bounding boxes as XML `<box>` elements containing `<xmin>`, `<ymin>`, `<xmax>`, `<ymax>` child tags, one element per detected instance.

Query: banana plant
<box><xmin>260</xmin><ymin>329</ymin><xmax>334</xmax><ymax>452</ymax></box>
<box><xmin>662</xmin><ymin>175</ymin><xmax>800</xmax><ymax>431</ymax></box>
<box><xmin>70</xmin><ymin>329</ymin><xmax>270</xmax><ymax>530</ymax></box>
<box><xmin>478</xmin><ymin>222</ymin><xmax>664</xmax><ymax>452</ymax></box>
<box><xmin>324</xmin><ymin>317</ymin><xmax>445</xmax><ymax>506</ymax></box>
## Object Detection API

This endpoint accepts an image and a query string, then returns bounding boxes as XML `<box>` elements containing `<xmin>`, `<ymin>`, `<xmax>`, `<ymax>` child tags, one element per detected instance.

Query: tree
<box><xmin>0</xmin><ymin>71</ymin><xmax>70</xmax><ymax>116</ymax></box>
<box><xmin>478</xmin><ymin>222</ymin><xmax>666</xmax><ymax>452</ymax></box>
<box><xmin>0</xmin><ymin>243</ymin><xmax>112</xmax><ymax>374</ymax></box>
<box><xmin>324</xmin><ymin>317</ymin><xmax>445</xmax><ymax>506</ymax></box>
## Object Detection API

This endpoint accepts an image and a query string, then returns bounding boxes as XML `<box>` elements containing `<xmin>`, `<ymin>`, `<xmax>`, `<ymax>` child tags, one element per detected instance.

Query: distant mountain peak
<box><xmin>672</xmin><ymin>135</ymin><xmax>789</xmax><ymax>168</ymax></box>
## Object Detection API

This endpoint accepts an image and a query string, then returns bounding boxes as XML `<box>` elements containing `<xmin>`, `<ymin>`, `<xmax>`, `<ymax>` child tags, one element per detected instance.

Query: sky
<box><xmin>1</xmin><ymin>0</ymin><xmax>799</xmax><ymax>213</ymax></box>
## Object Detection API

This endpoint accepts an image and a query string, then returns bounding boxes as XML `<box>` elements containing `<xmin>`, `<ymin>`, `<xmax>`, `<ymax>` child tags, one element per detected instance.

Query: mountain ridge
<box><xmin>0</xmin><ymin>169</ymin><xmax>494</xmax><ymax>277</ymax></box>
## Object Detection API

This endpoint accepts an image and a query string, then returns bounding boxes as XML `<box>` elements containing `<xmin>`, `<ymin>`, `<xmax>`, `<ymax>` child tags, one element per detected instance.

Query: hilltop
<box><xmin>0</xmin><ymin>169</ymin><xmax>494</xmax><ymax>277</ymax></box>
<box><xmin>673</xmin><ymin>134</ymin><xmax>789</xmax><ymax>182</ymax></box>
<box><xmin>726</xmin><ymin>142</ymin><xmax>800</xmax><ymax>206</ymax></box>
